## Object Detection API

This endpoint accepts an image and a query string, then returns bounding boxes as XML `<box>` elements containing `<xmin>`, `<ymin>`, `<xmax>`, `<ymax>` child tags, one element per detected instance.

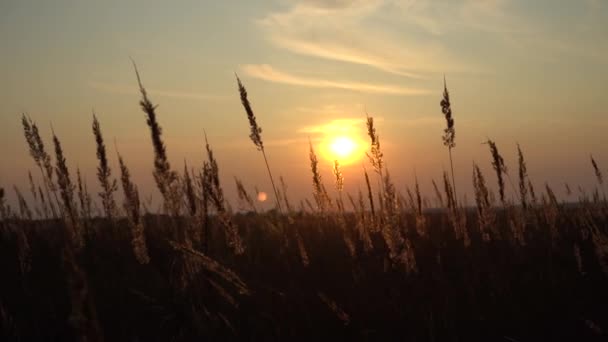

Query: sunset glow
<box><xmin>2</xmin><ymin>2</ymin><xmax>608</xmax><ymax>340</ymax></box>
<box><xmin>331</xmin><ymin>136</ymin><xmax>355</xmax><ymax>158</ymax></box>
<box><xmin>321</xmin><ymin>135</ymin><xmax>364</xmax><ymax>165</ymax></box>
<box><xmin>0</xmin><ymin>0</ymin><xmax>606</xmax><ymax>206</ymax></box>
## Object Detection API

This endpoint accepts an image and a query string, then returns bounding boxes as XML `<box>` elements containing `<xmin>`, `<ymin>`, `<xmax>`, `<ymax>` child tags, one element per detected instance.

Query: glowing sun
<box><xmin>331</xmin><ymin>136</ymin><xmax>356</xmax><ymax>158</ymax></box>
<box><xmin>322</xmin><ymin>135</ymin><xmax>363</xmax><ymax>165</ymax></box>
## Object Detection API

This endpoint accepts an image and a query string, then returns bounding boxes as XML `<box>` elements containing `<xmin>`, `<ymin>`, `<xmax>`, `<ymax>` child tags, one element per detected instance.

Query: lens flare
<box><xmin>257</xmin><ymin>191</ymin><xmax>268</xmax><ymax>202</ymax></box>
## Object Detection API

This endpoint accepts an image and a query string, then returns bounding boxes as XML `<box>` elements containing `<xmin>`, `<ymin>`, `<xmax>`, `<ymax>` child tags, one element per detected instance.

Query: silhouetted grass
<box><xmin>1</xmin><ymin>68</ymin><xmax>607</xmax><ymax>342</ymax></box>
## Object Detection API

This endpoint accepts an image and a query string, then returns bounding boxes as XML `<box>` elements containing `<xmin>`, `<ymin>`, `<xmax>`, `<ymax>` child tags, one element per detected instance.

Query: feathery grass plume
<box><xmin>28</xmin><ymin>171</ymin><xmax>37</xmax><ymax>201</ymax></box>
<box><xmin>406</xmin><ymin>187</ymin><xmax>415</xmax><ymax>213</ymax></box>
<box><xmin>443</xmin><ymin>170</ymin><xmax>456</xmax><ymax>212</ymax></box>
<box><xmin>333</xmin><ymin>160</ymin><xmax>345</xmax><ymax>213</ymax></box>
<box><xmin>333</xmin><ymin>160</ymin><xmax>344</xmax><ymax>193</ymax></box>
<box><xmin>294</xmin><ymin>226</ymin><xmax>310</xmax><ymax>266</ymax></box>
<box><xmin>586</xmin><ymin>215</ymin><xmax>608</xmax><ymax>276</ymax></box>
<box><xmin>412</xmin><ymin>175</ymin><xmax>426</xmax><ymax>237</ymax></box>
<box><xmin>37</xmin><ymin>185</ymin><xmax>49</xmax><ymax>219</ymax></box>
<box><xmin>591</xmin><ymin>155</ymin><xmax>603</xmax><ymax>185</ymax></box>
<box><xmin>200</xmin><ymin>168</ymin><xmax>211</xmax><ymax>253</ymax></box>
<box><xmin>204</xmin><ymin>133</ymin><xmax>244</xmax><ymax>255</ymax></box>
<box><xmin>27</xmin><ymin>171</ymin><xmax>41</xmax><ymax>218</ymax></box>
<box><xmin>235</xmin><ymin>75</ymin><xmax>282</xmax><ymax>213</ymax></box>
<box><xmin>279</xmin><ymin>176</ymin><xmax>294</xmax><ymax>214</ymax></box>
<box><xmin>517</xmin><ymin>144</ymin><xmax>529</xmax><ymax>209</ymax></box>
<box><xmin>377</xmin><ymin>180</ymin><xmax>385</xmax><ymax>216</ymax></box>
<box><xmin>440</xmin><ymin>76</ymin><xmax>457</xmax><ymax>202</ymax></box>
<box><xmin>0</xmin><ymin>188</ymin><xmax>12</xmax><ymax>221</ymax></box>
<box><xmin>348</xmin><ymin>191</ymin><xmax>372</xmax><ymax>253</ymax></box>
<box><xmin>309</xmin><ymin>139</ymin><xmax>330</xmax><ymax>212</ymax></box>
<box><xmin>363</xmin><ymin>167</ymin><xmax>376</xmax><ymax>223</ymax></box>
<box><xmin>133</xmin><ymin>61</ymin><xmax>182</xmax><ymax>217</ymax></box>
<box><xmin>544</xmin><ymin>183</ymin><xmax>560</xmax><ymax>243</ymax></box>
<box><xmin>380</xmin><ymin>169</ymin><xmax>407</xmax><ymax>265</ymax></box>
<box><xmin>508</xmin><ymin>208</ymin><xmax>526</xmax><ymax>247</ymax></box>
<box><xmin>52</xmin><ymin>129</ymin><xmax>84</xmax><ymax>249</ymax></box>
<box><xmin>14</xmin><ymin>186</ymin><xmax>33</xmax><ymax>221</ymax></box>
<box><xmin>333</xmin><ymin>160</ymin><xmax>355</xmax><ymax>257</ymax></box>
<box><xmin>414</xmin><ymin>177</ymin><xmax>423</xmax><ymax>215</ymax></box>
<box><xmin>76</xmin><ymin>168</ymin><xmax>92</xmax><ymax>221</ymax></box>
<box><xmin>52</xmin><ymin>130</ymin><xmax>101</xmax><ymax>340</ymax></box>
<box><xmin>75</xmin><ymin>168</ymin><xmax>83</xmax><ymax>218</ymax></box>
<box><xmin>486</xmin><ymin>139</ymin><xmax>507</xmax><ymax>204</ymax></box>
<box><xmin>590</xmin><ymin>155</ymin><xmax>606</xmax><ymax>205</ymax></box>
<box><xmin>358</xmin><ymin>190</ymin><xmax>374</xmax><ymax>252</ymax></box>
<box><xmin>169</xmin><ymin>241</ymin><xmax>250</xmax><ymax>295</ymax></box>
<box><xmin>117</xmin><ymin>150</ymin><xmax>150</xmax><ymax>265</ymax></box>
<box><xmin>92</xmin><ymin>113</ymin><xmax>118</xmax><ymax>219</ymax></box>
<box><xmin>473</xmin><ymin>163</ymin><xmax>493</xmax><ymax>241</ymax></box>
<box><xmin>12</xmin><ymin>187</ymin><xmax>33</xmax><ymax>274</ymax></box>
<box><xmin>528</xmin><ymin>179</ymin><xmax>537</xmax><ymax>206</ymax></box>
<box><xmin>183</xmin><ymin>161</ymin><xmax>197</xmax><ymax>217</ymax></box>
<box><xmin>400</xmin><ymin>238</ymin><xmax>418</xmax><ymax>275</ymax></box>
<box><xmin>443</xmin><ymin>170</ymin><xmax>468</xmax><ymax>244</ymax></box>
<box><xmin>399</xmin><ymin>191</ymin><xmax>409</xmax><ymax>214</ymax></box>
<box><xmin>0</xmin><ymin>188</ymin><xmax>4</xmax><ymax>213</ymax></box>
<box><xmin>235</xmin><ymin>177</ymin><xmax>256</xmax><ymax>213</ymax></box>
<box><xmin>21</xmin><ymin>114</ymin><xmax>58</xmax><ymax>218</ymax></box>
<box><xmin>365</xmin><ymin>113</ymin><xmax>384</xmax><ymax>176</ymax></box>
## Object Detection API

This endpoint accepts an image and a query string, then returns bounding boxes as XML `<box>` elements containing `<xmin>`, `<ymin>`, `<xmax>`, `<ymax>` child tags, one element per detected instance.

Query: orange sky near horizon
<box><xmin>0</xmin><ymin>0</ymin><xmax>607</xmax><ymax>211</ymax></box>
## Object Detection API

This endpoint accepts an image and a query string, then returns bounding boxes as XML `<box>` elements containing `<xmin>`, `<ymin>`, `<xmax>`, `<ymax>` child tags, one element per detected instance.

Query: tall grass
<box><xmin>92</xmin><ymin>113</ymin><xmax>118</xmax><ymax>219</ymax></box>
<box><xmin>3</xmin><ymin>69</ymin><xmax>608</xmax><ymax>341</ymax></box>
<box><xmin>116</xmin><ymin>148</ymin><xmax>150</xmax><ymax>264</ymax></box>
<box><xmin>236</xmin><ymin>75</ymin><xmax>282</xmax><ymax>213</ymax></box>
<box><xmin>486</xmin><ymin>139</ymin><xmax>507</xmax><ymax>204</ymax></box>
<box><xmin>133</xmin><ymin>62</ymin><xmax>182</xmax><ymax>219</ymax></box>
<box><xmin>440</xmin><ymin>77</ymin><xmax>457</xmax><ymax>202</ymax></box>
<box><xmin>21</xmin><ymin>114</ymin><xmax>58</xmax><ymax>218</ymax></box>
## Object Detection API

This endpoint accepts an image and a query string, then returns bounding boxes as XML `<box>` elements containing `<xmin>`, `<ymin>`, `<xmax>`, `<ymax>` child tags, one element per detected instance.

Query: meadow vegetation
<box><xmin>1</xmin><ymin>68</ymin><xmax>607</xmax><ymax>341</ymax></box>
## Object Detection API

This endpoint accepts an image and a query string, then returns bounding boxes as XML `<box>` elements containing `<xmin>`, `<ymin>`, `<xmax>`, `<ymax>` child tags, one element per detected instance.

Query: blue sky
<box><xmin>1</xmin><ymin>0</ymin><xmax>607</xmax><ymax>208</ymax></box>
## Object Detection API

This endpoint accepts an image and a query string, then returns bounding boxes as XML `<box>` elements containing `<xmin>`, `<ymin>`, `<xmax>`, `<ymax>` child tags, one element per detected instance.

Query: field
<box><xmin>1</xmin><ymin>72</ymin><xmax>607</xmax><ymax>341</ymax></box>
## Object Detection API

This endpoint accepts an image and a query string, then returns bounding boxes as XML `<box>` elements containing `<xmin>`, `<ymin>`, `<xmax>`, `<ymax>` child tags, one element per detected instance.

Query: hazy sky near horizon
<box><xmin>1</xmin><ymin>0</ymin><xmax>607</xmax><ymax>209</ymax></box>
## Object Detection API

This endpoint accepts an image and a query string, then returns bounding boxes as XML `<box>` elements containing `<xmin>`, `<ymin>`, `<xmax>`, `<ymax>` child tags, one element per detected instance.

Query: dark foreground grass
<box><xmin>1</xmin><ymin>208</ymin><xmax>607</xmax><ymax>341</ymax></box>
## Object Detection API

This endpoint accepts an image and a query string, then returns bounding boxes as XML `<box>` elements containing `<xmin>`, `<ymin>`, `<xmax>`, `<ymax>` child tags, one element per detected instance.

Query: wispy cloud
<box><xmin>292</xmin><ymin>103</ymin><xmax>366</xmax><ymax>117</ymax></box>
<box><xmin>241</xmin><ymin>64</ymin><xmax>430</xmax><ymax>95</ymax></box>
<box><xmin>257</xmin><ymin>0</ymin><xmax>476</xmax><ymax>77</ymax></box>
<box><xmin>88</xmin><ymin>81</ymin><xmax>225</xmax><ymax>101</ymax></box>
<box><xmin>258</xmin><ymin>0</ymin><xmax>607</xmax><ymax>78</ymax></box>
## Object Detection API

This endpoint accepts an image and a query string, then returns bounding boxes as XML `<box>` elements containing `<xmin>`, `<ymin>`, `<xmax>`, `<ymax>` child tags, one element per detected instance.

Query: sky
<box><xmin>1</xmin><ymin>0</ymin><xmax>607</xmax><ymax>210</ymax></box>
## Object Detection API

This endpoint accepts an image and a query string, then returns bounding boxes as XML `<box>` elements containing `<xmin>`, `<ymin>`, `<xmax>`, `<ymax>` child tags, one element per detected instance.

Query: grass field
<box><xmin>1</xmin><ymin>71</ymin><xmax>607</xmax><ymax>341</ymax></box>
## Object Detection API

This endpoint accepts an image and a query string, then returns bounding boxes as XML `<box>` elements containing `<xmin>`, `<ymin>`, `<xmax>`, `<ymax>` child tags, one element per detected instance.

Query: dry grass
<box><xmin>1</xmin><ymin>68</ymin><xmax>607</xmax><ymax>341</ymax></box>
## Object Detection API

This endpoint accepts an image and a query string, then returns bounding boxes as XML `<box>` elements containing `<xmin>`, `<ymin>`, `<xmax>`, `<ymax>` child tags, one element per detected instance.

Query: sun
<box><xmin>331</xmin><ymin>136</ymin><xmax>356</xmax><ymax>158</ymax></box>
<box><xmin>322</xmin><ymin>135</ymin><xmax>363</xmax><ymax>165</ymax></box>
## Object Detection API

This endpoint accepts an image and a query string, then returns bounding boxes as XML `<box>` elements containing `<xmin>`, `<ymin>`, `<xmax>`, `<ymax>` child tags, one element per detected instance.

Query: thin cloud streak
<box><xmin>270</xmin><ymin>35</ymin><xmax>424</xmax><ymax>79</ymax></box>
<box><xmin>258</xmin><ymin>0</ymin><xmax>476</xmax><ymax>77</ymax></box>
<box><xmin>241</xmin><ymin>64</ymin><xmax>431</xmax><ymax>95</ymax></box>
